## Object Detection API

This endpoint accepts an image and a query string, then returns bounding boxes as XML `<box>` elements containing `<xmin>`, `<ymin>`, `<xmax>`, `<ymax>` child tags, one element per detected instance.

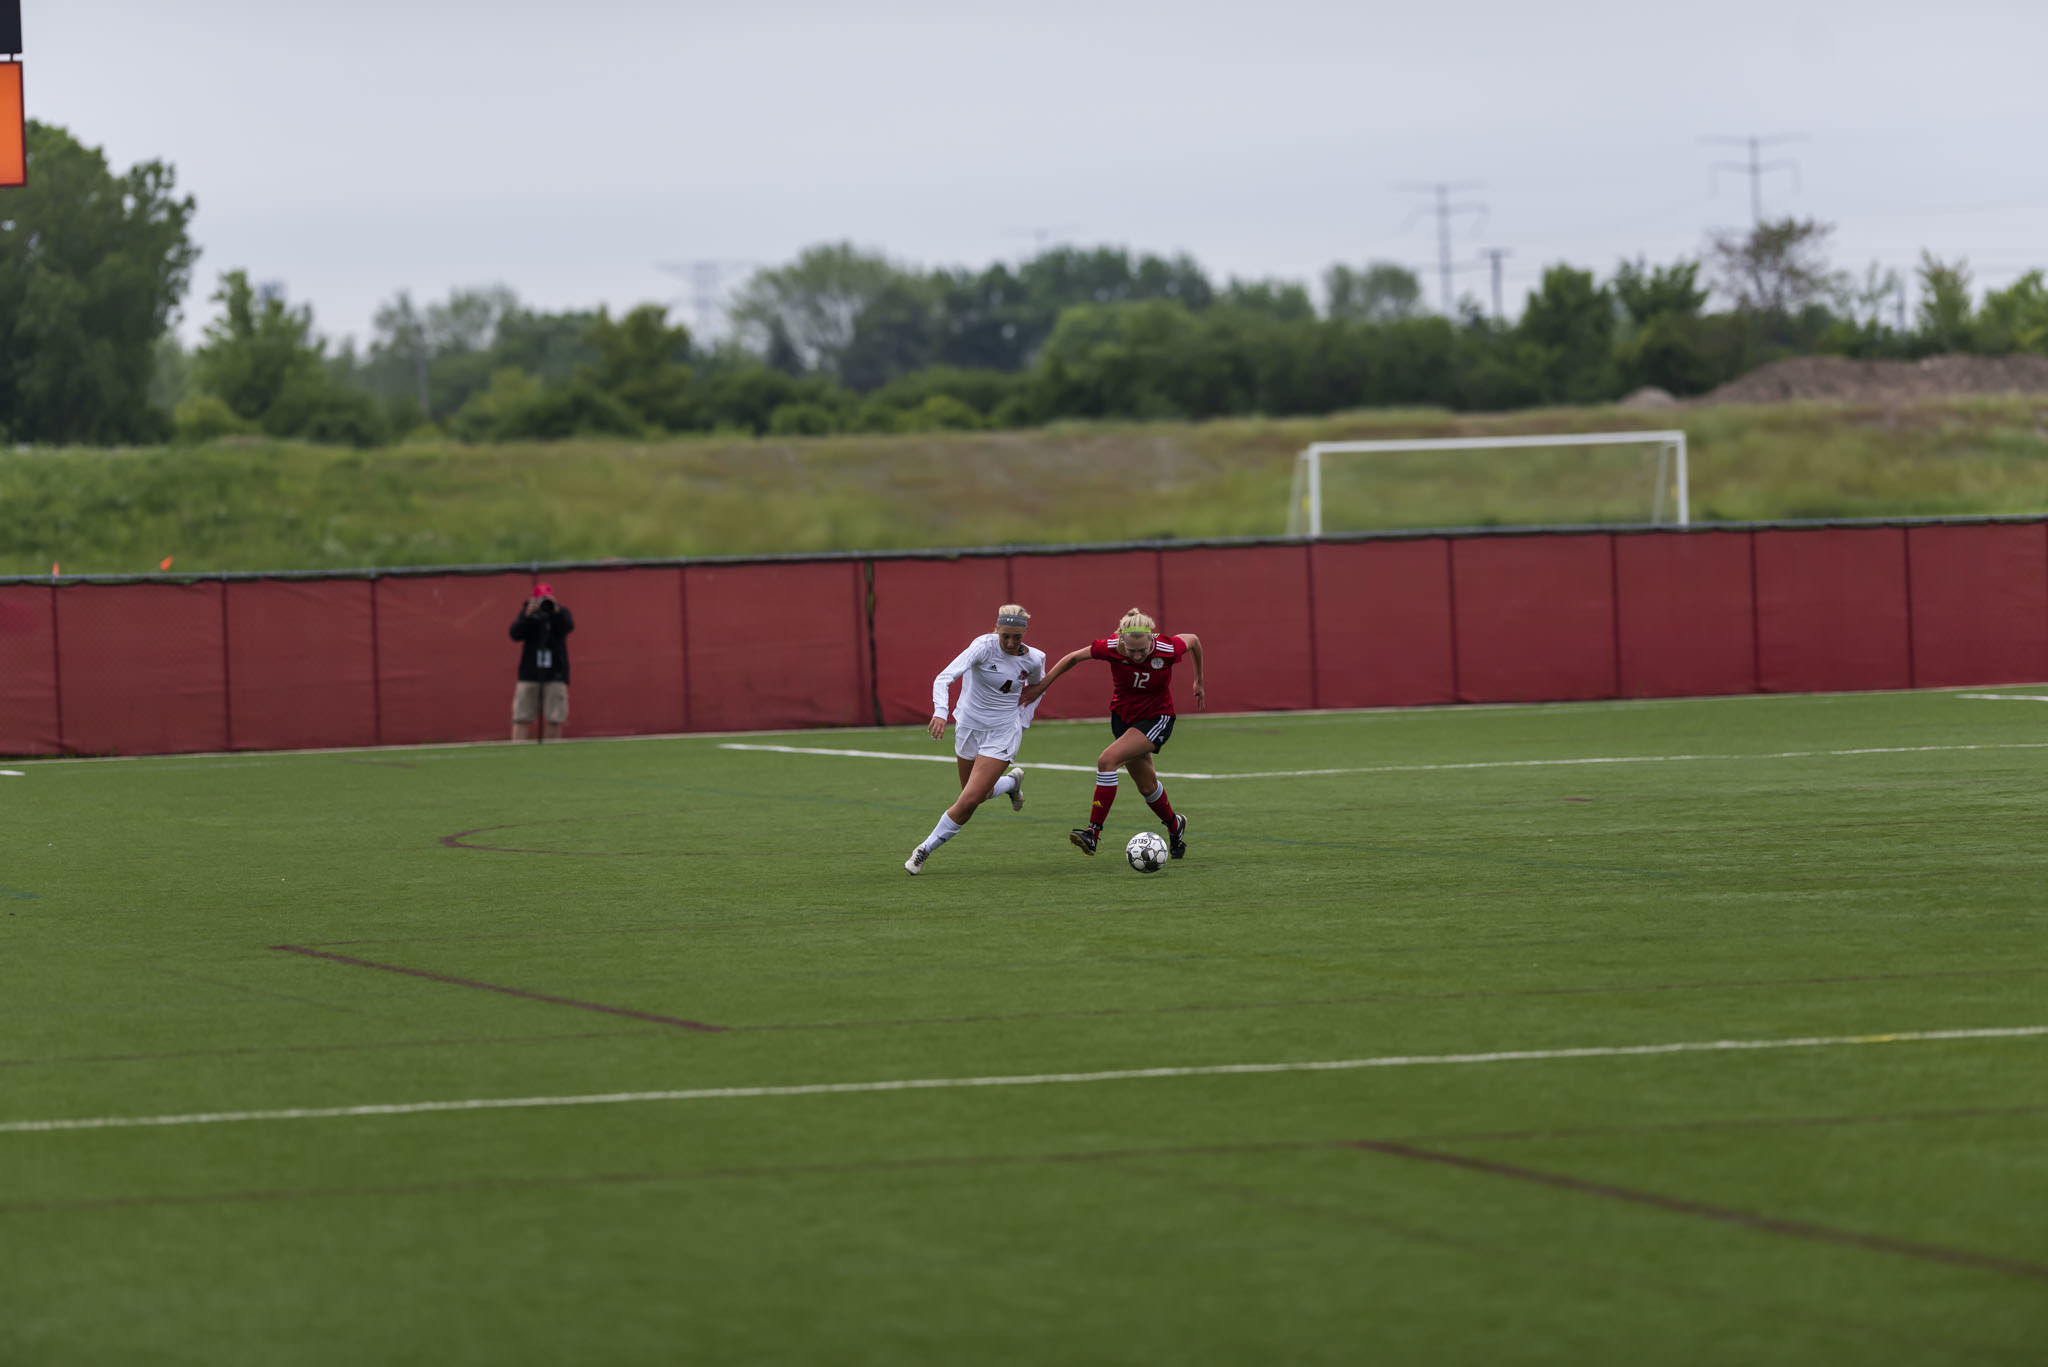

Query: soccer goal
<box><xmin>1285</xmin><ymin>430</ymin><xmax>1689</xmax><ymax>537</ymax></box>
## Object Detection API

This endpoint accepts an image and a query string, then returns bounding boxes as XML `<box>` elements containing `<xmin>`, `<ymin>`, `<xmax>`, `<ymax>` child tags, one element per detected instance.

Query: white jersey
<box><xmin>932</xmin><ymin>634</ymin><xmax>1046</xmax><ymax>732</ymax></box>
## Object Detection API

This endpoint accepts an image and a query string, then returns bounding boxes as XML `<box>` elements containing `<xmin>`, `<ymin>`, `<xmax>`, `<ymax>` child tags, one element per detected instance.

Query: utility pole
<box><xmin>1398</xmin><ymin>182</ymin><xmax>1486</xmax><ymax>315</ymax></box>
<box><xmin>1480</xmin><ymin>248</ymin><xmax>1513</xmax><ymax>321</ymax></box>
<box><xmin>1704</xmin><ymin>134</ymin><xmax>1803</xmax><ymax>223</ymax></box>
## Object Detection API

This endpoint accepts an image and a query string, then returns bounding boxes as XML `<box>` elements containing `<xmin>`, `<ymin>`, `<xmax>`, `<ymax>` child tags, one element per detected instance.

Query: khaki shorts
<box><xmin>512</xmin><ymin>681</ymin><xmax>569</xmax><ymax>725</ymax></box>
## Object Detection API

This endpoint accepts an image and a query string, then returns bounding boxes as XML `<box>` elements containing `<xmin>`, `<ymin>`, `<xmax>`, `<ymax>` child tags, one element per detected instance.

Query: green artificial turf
<box><xmin>2</xmin><ymin>690</ymin><xmax>2045</xmax><ymax>1364</ymax></box>
<box><xmin>4</xmin><ymin>395</ymin><xmax>2045</xmax><ymax>575</ymax></box>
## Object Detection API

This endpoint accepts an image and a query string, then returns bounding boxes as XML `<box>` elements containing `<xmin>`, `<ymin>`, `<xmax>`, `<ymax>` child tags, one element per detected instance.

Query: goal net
<box><xmin>1285</xmin><ymin>430</ymin><xmax>1689</xmax><ymax>537</ymax></box>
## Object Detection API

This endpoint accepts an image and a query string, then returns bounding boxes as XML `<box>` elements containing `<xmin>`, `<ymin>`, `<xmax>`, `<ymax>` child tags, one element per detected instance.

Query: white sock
<box><xmin>991</xmin><ymin>774</ymin><xmax>1018</xmax><ymax>799</ymax></box>
<box><xmin>1143</xmin><ymin>783</ymin><xmax>1165</xmax><ymax>804</ymax></box>
<box><xmin>920</xmin><ymin>813</ymin><xmax>964</xmax><ymax>853</ymax></box>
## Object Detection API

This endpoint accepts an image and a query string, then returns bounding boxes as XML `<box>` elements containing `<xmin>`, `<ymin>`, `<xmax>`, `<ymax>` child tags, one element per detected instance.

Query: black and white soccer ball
<box><xmin>1125</xmin><ymin>830</ymin><xmax>1169</xmax><ymax>873</ymax></box>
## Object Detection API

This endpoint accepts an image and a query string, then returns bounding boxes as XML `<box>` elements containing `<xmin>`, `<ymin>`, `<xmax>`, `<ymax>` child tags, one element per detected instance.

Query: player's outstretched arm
<box><xmin>1181</xmin><ymin>633</ymin><xmax>1206</xmax><ymax>710</ymax></box>
<box><xmin>1022</xmin><ymin>647</ymin><xmax>1090</xmax><ymax>706</ymax></box>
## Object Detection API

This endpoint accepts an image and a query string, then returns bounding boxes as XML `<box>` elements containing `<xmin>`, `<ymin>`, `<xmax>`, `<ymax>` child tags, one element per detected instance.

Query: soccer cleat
<box><xmin>1167</xmin><ymin>813</ymin><xmax>1188</xmax><ymax>860</ymax></box>
<box><xmin>1068</xmin><ymin>825</ymin><xmax>1099</xmax><ymax>855</ymax></box>
<box><xmin>1005</xmin><ymin>764</ymin><xmax>1026</xmax><ymax>812</ymax></box>
<box><xmin>904</xmin><ymin>845</ymin><xmax>929</xmax><ymax>875</ymax></box>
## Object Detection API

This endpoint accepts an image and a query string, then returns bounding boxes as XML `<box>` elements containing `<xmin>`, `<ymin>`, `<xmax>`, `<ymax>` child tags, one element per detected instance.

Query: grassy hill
<box><xmin>3</xmin><ymin>397</ymin><xmax>2046</xmax><ymax>576</ymax></box>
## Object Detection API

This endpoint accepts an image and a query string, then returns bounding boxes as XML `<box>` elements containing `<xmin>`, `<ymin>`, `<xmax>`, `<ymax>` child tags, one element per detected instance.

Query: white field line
<box><xmin>1958</xmin><ymin>693</ymin><xmax>2048</xmax><ymax>703</ymax></box>
<box><xmin>11</xmin><ymin>688</ymin><xmax>2038</xmax><ymax>770</ymax></box>
<box><xmin>720</xmin><ymin>740</ymin><xmax>2048</xmax><ymax>782</ymax></box>
<box><xmin>5</xmin><ymin>1025</ymin><xmax>2042</xmax><ymax>1136</ymax></box>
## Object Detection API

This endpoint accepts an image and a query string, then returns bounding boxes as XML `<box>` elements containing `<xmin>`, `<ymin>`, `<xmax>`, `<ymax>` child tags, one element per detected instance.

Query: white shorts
<box><xmin>953</xmin><ymin>720</ymin><xmax>1022</xmax><ymax>763</ymax></box>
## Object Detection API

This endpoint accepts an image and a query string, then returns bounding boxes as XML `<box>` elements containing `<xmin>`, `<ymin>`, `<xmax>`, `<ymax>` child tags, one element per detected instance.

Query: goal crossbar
<box><xmin>1288</xmin><ymin>429</ymin><xmax>1689</xmax><ymax>536</ymax></box>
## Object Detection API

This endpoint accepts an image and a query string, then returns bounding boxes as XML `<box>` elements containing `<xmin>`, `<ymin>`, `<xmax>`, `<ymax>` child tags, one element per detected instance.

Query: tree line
<box><xmin>5</xmin><ymin>121</ymin><xmax>2046</xmax><ymax>449</ymax></box>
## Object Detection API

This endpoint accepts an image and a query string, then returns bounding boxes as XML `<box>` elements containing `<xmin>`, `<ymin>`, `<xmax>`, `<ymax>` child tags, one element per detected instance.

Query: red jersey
<box><xmin>1089</xmin><ymin>634</ymin><xmax>1188</xmax><ymax>723</ymax></box>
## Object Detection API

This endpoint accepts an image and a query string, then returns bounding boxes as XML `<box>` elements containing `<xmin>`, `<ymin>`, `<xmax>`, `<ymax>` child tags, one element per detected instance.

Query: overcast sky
<box><xmin>22</xmin><ymin>0</ymin><xmax>2048</xmax><ymax>348</ymax></box>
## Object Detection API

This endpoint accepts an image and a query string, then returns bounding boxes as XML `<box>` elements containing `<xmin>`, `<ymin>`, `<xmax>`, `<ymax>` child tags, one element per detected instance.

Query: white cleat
<box><xmin>905</xmin><ymin>845</ymin><xmax>930</xmax><ymax>875</ymax></box>
<box><xmin>1005</xmin><ymin>765</ymin><xmax>1025</xmax><ymax>812</ymax></box>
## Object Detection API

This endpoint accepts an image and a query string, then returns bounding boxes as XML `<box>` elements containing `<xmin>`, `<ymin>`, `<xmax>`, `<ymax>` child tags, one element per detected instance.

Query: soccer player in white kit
<box><xmin>905</xmin><ymin>604</ymin><xmax>1047</xmax><ymax>874</ymax></box>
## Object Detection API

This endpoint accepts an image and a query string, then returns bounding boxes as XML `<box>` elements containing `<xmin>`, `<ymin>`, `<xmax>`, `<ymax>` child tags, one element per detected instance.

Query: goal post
<box><xmin>1286</xmin><ymin>430</ymin><xmax>1690</xmax><ymax>537</ymax></box>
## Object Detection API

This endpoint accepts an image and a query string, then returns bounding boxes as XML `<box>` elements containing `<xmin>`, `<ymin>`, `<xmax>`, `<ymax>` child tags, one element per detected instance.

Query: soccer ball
<box><xmin>1125</xmin><ymin>830</ymin><xmax>1169</xmax><ymax>873</ymax></box>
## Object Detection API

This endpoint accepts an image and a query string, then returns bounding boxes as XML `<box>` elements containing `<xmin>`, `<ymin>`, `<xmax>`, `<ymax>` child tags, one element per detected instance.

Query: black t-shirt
<box><xmin>509</xmin><ymin>604</ymin><xmax>574</xmax><ymax>682</ymax></box>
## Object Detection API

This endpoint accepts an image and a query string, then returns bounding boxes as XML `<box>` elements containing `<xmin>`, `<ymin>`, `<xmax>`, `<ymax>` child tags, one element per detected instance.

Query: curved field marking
<box><xmin>4</xmin><ymin>1024</ymin><xmax>2043</xmax><ymax>1136</ymax></box>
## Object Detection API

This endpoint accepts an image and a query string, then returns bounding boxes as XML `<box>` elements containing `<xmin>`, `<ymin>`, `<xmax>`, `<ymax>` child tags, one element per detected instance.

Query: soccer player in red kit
<box><xmin>1023</xmin><ymin>607</ymin><xmax>1205</xmax><ymax>859</ymax></box>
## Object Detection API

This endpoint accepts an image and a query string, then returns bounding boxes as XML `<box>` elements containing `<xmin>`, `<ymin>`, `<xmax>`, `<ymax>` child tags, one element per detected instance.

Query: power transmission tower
<box><xmin>654</xmin><ymin>259</ymin><xmax>757</xmax><ymax>340</ymax></box>
<box><xmin>1479</xmin><ymin>248</ymin><xmax>1513</xmax><ymax>321</ymax></box>
<box><xmin>1398</xmin><ymin>182</ymin><xmax>1487</xmax><ymax>315</ymax></box>
<box><xmin>1704</xmin><ymin>134</ymin><xmax>1803</xmax><ymax>223</ymax></box>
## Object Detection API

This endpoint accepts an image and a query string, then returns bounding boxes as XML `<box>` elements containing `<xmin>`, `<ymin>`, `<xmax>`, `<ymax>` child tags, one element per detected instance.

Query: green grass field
<box><xmin>4</xmin><ymin>690</ymin><xmax>2047</xmax><ymax>1364</ymax></box>
<box><xmin>4</xmin><ymin>395</ymin><xmax>2045</xmax><ymax>575</ymax></box>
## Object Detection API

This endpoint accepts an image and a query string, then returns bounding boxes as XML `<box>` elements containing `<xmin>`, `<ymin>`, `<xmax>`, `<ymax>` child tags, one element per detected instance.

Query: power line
<box><xmin>1398</xmin><ymin>181</ymin><xmax>1487</xmax><ymax>315</ymax></box>
<box><xmin>1704</xmin><ymin>134</ymin><xmax>1804</xmax><ymax>223</ymax></box>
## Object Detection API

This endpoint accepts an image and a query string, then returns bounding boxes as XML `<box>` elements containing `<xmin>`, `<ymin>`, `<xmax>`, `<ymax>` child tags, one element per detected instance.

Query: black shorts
<box><xmin>1110</xmin><ymin>712</ymin><xmax>1176</xmax><ymax>752</ymax></box>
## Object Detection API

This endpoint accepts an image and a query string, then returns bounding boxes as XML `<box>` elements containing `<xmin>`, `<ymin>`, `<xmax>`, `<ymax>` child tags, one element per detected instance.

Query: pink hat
<box><xmin>533</xmin><ymin>581</ymin><xmax>553</xmax><ymax>597</ymax></box>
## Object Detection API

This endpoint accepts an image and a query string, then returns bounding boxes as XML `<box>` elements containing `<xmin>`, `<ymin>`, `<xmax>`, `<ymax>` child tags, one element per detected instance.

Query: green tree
<box><xmin>1516</xmin><ymin>265</ymin><xmax>1618</xmax><ymax>403</ymax></box>
<box><xmin>192</xmin><ymin>271</ymin><xmax>387</xmax><ymax>445</ymax></box>
<box><xmin>1218</xmin><ymin>278</ymin><xmax>1316</xmax><ymax>322</ymax></box>
<box><xmin>728</xmin><ymin>243</ymin><xmax>906</xmax><ymax>377</ymax></box>
<box><xmin>1972</xmin><ymin>270</ymin><xmax>2048</xmax><ymax>354</ymax></box>
<box><xmin>493</xmin><ymin>302</ymin><xmax>600</xmax><ymax>385</ymax></box>
<box><xmin>1914</xmin><ymin>253</ymin><xmax>1974</xmax><ymax>352</ymax></box>
<box><xmin>1612</xmin><ymin>258</ymin><xmax>1708</xmax><ymax>325</ymax></box>
<box><xmin>1323</xmin><ymin>262</ymin><xmax>1423</xmax><ymax>322</ymax></box>
<box><xmin>1708</xmin><ymin>218</ymin><xmax>1845</xmax><ymax>321</ymax></box>
<box><xmin>838</xmin><ymin>276</ymin><xmax>944</xmax><ymax>392</ymax></box>
<box><xmin>0</xmin><ymin>121</ymin><xmax>197</xmax><ymax>443</ymax></box>
<box><xmin>580</xmin><ymin>304</ymin><xmax>694</xmax><ymax>429</ymax></box>
<box><xmin>1612</xmin><ymin>258</ymin><xmax>1718</xmax><ymax>395</ymax></box>
<box><xmin>192</xmin><ymin>271</ymin><xmax>328</xmax><ymax>421</ymax></box>
<box><xmin>358</xmin><ymin>285</ymin><xmax>523</xmax><ymax>420</ymax></box>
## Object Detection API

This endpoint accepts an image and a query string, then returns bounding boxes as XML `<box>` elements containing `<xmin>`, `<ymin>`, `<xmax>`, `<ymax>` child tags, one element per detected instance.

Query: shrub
<box><xmin>172</xmin><ymin>393</ymin><xmax>255</xmax><ymax>444</ymax></box>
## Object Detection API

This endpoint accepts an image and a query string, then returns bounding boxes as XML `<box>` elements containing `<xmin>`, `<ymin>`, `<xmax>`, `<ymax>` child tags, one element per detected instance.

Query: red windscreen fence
<box><xmin>4</xmin><ymin>520</ymin><xmax>2044</xmax><ymax>758</ymax></box>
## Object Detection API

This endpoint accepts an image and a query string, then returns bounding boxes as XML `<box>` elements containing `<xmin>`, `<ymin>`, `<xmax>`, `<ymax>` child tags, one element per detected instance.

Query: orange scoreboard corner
<box><xmin>0</xmin><ymin>62</ymin><xmax>21</xmax><ymax>187</ymax></box>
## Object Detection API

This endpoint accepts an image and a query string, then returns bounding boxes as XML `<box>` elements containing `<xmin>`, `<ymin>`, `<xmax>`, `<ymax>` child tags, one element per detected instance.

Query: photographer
<box><xmin>509</xmin><ymin>581</ymin><xmax>575</xmax><ymax>741</ymax></box>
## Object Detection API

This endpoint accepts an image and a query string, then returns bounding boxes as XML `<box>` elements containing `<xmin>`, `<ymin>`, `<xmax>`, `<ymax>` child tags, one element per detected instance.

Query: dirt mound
<box><xmin>1705</xmin><ymin>354</ymin><xmax>2048</xmax><ymax>404</ymax></box>
<box><xmin>1617</xmin><ymin>385</ymin><xmax>1678</xmax><ymax>409</ymax></box>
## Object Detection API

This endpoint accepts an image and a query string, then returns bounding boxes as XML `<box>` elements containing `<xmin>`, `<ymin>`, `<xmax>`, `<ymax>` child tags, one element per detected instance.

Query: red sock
<box><xmin>1144</xmin><ymin>783</ymin><xmax>1177</xmax><ymax>825</ymax></box>
<box><xmin>1088</xmin><ymin>772</ymin><xmax>1119</xmax><ymax>827</ymax></box>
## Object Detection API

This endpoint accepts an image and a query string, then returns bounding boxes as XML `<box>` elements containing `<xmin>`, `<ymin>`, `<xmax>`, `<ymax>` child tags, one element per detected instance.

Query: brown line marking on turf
<box><xmin>269</xmin><ymin>945</ymin><xmax>726</xmax><ymax>1033</ymax></box>
<box><xmin>11</xmin><ymin>1104</ymin><xmax>2047</xmax><ymax>1222</ymax></box>
<box><xmin>437</xmin><ymin>814</ymin><xmax>793</xmax><ymax>857</ymax></box>
<box><xmin>439</xmin><ymin>816</ymin><xmax>656</xmax><ymax>857</ymax></box>
<box><xmin>1346</xmin><ymin>1139</ymin><xmax>2048</xmax><ymax>1284</ymax></box>
<box><xmin>19</xmin><ymin>966</ymin><xmax>2036</xmax><ymax>1062</ymax></box>
<box><xmin>1123</xmin><ymin>1167</ymin><xmax>2006</xmax><ymax>1361</ymax></box>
